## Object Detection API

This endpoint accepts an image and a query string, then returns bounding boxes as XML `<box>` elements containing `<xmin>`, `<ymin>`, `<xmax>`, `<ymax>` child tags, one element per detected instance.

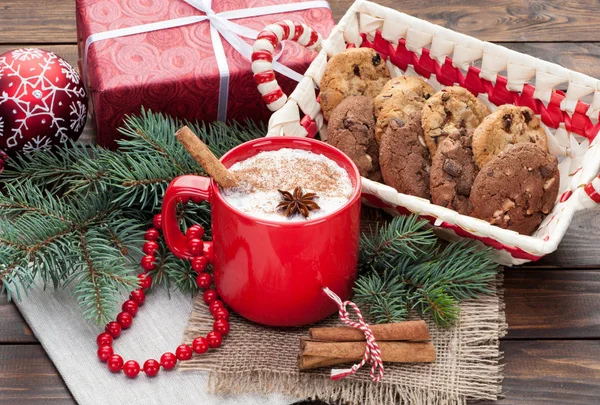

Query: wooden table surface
<box><xmin>2</xmin><ymin>1</ymin><xmax>600</xmax><ymax>404</ymax></box>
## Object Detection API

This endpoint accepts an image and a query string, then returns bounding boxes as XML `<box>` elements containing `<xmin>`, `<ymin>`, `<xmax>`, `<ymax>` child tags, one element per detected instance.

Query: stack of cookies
<box><xmin>320</xmin><ymin>48</ymin><xmax>560</xmax><ymax>235</ymax></box>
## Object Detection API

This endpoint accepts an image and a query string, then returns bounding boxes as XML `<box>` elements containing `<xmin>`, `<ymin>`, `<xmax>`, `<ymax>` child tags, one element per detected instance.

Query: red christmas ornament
<box><xmin>105</xmin><ymin>321</ymin><xmax>122</xmax><ymax>338</ymax></box>
<box><xmin>143</xmin><ymin>359</ymin><xmax>160</xmax><ymax>377</ymax></box>
<box><xmin>213</xmin><ymin>319</ymin><xmax>230</xmax><ymax>336</ymax></box>
<box><xmin>97</xmin><ymin>345</ymin><xmax>114</xmax><ymax>362</ymax></box>
<box><xmin>196</xmin><ymin>272</ymin><xmax>212</xmax><ymax>289</ymax></box>
<box><xmin>107</xmin><ymin>354</ymin><xmax>124</xmax><ymax>373</ymax></box>
<box><xmin>160</xmin><ymin>352</ymin><xmax>177</xmax><ymax>370</ymax></box>
<box><xmin>121</xmin><ymin>300</ymin><xmax>139</xmax><ymax>317</ymax></box>
<box><xmin>123</xmin><ymin>360</ymin><xmax>141</xmax><ymax>378</ymax></box>
<box><xmin>175</xmin><ymin>344</ymin><xmax>193</xmax><ymax>360</ymax></box>
<box><xmin>96</xmin><ymin>332</ymin><xmax>113</xmax><ymax>347</ymax></box>
<box><xmin>207</xmin><ymin>331</ymin><xmax>223</xmax><ymax>348</ymax></box>
<box><xmin>192</xmin><ymin>337</ymin><xmax>209</xmax><ymax>354</ymax></box>
<box><xmin>0</xmin><ymin>48</ymin><xmax>87</xmax><ymax>157</ymax></box>
<box><xmin>116</xmin><ymin>311</ymin><xmax>133</xmax><ymax>329</ymax></box>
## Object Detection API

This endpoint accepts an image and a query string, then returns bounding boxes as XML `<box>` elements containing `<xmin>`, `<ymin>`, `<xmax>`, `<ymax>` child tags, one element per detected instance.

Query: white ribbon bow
<box><xmin>84</xmin><ymin>0</ymin><xmax>330</xmax><ymax>121</ymax></box>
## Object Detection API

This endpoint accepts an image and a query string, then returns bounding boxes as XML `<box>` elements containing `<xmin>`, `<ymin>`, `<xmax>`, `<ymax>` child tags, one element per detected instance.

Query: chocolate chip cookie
<box><xmin>422</xmin><ymin>86</ymin><xmax>490</xmax><ymax>157</ymax></box>
<box><xmin>319</xmin><ymin>48</ymin><xmax>390</xmax><ymax>121</ymax></box>
<box><xmin>430</xmin><ymin>131</ymin><xmax>478</xmax><ymax>215</ymax></box>
<box><xmin>327</xmin><ymin>96</ymin><xmax>381</xmax><ymax>181</ymax></box>
<box><xmin>379</xmin><ymin>113</ymin><xmax>430</xmax><ymax>199</ymax></box>
<box><xmin>470</xmin><ymin>143</ymin><xmax>559</xmax><ymax>235</ymax></box>
<box><xmin>472</xmin><ymin>105</ymin><xmax>547</xmax><ymax>168</ymax></box>
<box><xmin>374</xmin><ymin>76</ymin><xmax>435</xmax><ymax>142</ymax></box>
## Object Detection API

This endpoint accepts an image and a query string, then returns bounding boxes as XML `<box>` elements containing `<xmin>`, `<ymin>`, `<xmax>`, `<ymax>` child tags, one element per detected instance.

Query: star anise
<box><xmin>277</xmin><ymin>186</ymin><xmax>320</xmax><ymax>218</ymax></box>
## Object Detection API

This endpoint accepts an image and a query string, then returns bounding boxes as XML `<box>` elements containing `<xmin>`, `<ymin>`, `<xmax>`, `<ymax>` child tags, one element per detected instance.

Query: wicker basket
<box><xmin>251</xmin><ymin>0</ymin><xmax>600</xmax><ymax>266</ymax></box>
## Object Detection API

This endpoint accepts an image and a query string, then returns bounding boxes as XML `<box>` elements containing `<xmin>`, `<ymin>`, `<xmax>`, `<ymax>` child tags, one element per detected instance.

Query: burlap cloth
<box><xmin>181</xmin><ymin>210</ymin><xmax>507</xmax><ymax>404</ymax></box>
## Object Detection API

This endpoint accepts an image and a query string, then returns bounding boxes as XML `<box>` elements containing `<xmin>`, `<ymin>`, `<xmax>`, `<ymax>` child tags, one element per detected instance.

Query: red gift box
<box><xmin>75</xmin><ymin>0</ymin><xmax>334</xmax><ymax>148</ymax></box>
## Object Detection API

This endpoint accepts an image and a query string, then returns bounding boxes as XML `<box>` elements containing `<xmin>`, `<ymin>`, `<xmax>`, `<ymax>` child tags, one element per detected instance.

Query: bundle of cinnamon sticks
<box><xmin>299</xmin><ymin>320</ymin><xmax>435</xmax><ymax>371</ymax></box>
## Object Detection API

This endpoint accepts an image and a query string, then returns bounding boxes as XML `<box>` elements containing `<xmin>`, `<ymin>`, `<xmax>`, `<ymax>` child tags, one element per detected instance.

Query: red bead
<box><xmin>96</xmin><ymin>332</ymin><xmax>113</xmax><ymax>347</ymax></box>
<box><xmin>143</xmin><ymin>241</ymin><xmax>159</xmax><ymax>255</ymax></box>
<box><xmin>187</xmin><ymin>238</ymin><xmax>203</xmax><ymax>256</ymax></box>
<box><xmin>145</xmin><ymin>228</ymin><xmax>159</xmax><ymax>241</ymax></box>
<box><xmin>160</xmin><ymin>352</ymin><xmax>177</xmax><ymax>370</ymax></box>
<box><xmin>116</xmin><ymin>311</ymin><xmax>133</xmax><ymax>329</ymax></box>
<box><xmin>175</xmin><ymin>344</ymin><xmax>193</xmax><ymax>360</ymax></box>
<box><xmin>213</xmin><ymin>319</ymin><xmax>230</xmax><ymax>336</ymax></box>
<box><xmin>137</xmin><ymin>273</ymin><xmax>152</xmax><ymax>290</ymax></box>
<box><xmin>196</xmin><ymin>272</ymin><xmax>212</xmax><ymax>289</ymax></box>
<box><xmin>122</xmin><ymin>300</ymin><xmax>139</xmax><ymax>317</ymax></box>
<box><xmin>153</xmin><ymin>214</ymin><xmax>162</xmax><ymax>230</ymax></box>
<box><xmin>203</xmin><ymin>289</ymin><xmax>218</xmax><ymax>304</ymax></box>
<box><xmin>130</xmin><ymin>289</ymin><xmax>146</xmax><ymax>306</ymax></box>
<box><xmin>97</xmin><ymin>345</ymin><xmax>113</xmax><ymax>362</ymax></box>
<box><xmin>141</xmin><ymin>255</ymin><xmax>156</xmax><ymax>271</ymax></box>
<box><xmin>123</xmin><ymin>360</ymin><xmax>141</xmax><ymax>378</ymax></box>
<box><xmin>192</xmin><ymin>336</ymin><xmax>209</xmax><ymax>354</ymax></box>
<box><xmin>107</xmin><ymin>354</ymin><xmax>124</xmax><ymax>372</ymax></box>
<box><xmin>202</xmin><ymin>243</ymin><xmax>214</xmax><ymax>263</ymax></box>
<box><xmin>191</xmin><ymin>256</ymin><xmax>208</xmax><ymax>273</ymax></box>
<box><xmin>209</xmin><ymin>300</ymin><xmax>224</xmax><ymax>314</ymax></box>
<box><xmin>207</xmin><ymin>331</ymin><xmax>223</xmax><ymax>348</ymax></box>
<box><xmin>186</xmin><ymin>225</ymin><xmax>204</xmax><ymax>241</ymax></box>
<box><xmin>213</xmin><ymin>307</ymin><xmax>230</xmax><ymax>321</ymax></box>
<box><xmin>105</xmin><ymin>321</ymin><xmax>122</xmax><ymax>338</ymax></box>
<box><xmin>143</xmin><ymin>359</ymin><xmax>160</xmax><ymax>377</ymax></box>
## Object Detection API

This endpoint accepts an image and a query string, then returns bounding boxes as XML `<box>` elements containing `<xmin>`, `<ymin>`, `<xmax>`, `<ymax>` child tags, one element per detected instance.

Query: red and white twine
<box><xmin>251</xmin><ymin>20</ymin><xmax>322</xmax><ymax>112</ymax></box>
<box><xmin>322</xmin><ymin>287</ymin><xmax>384</xmax><ymax>383</ymax></box>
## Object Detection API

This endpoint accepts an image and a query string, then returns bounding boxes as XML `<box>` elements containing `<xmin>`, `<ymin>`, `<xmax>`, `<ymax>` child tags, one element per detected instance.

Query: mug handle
<box><xmin>162</xmin><ymin>175</ymin><xmax>211</xmax><ymax>260</ymax></box>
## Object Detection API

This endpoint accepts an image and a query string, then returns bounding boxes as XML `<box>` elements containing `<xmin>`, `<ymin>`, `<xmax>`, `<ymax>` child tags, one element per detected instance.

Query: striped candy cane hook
<box><xmin>322</xmin><ymin>287</ymin><xmax>384</xmax><ymax>383</ymax></box>
<box><xmin>252</xmin><ymin>20</ymin><xmax>322</xmax><ymax>112</ymax></box>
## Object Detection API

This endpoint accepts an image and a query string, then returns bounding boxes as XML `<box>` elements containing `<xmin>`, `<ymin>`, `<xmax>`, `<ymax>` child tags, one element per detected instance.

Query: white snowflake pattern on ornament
<box><xmin>59</xmin><ymin>58</ymin><xmax>81</xmax><ymax>84</ymax></box>
<box><xmin>0</xmin><ymin>51</ymin><xmax>86</xmax><ymax>149</ymax></box>
<box><xmin>70</xmin><ymin>100</ymin><xmax>87</xmax><ymax>132</ymax></box>
<box><xmin>22</xmin><ymin>135</ymin><xmax>52</xmax><ymax>154</ymax></box>
<box><xmin>12</xmin><ymin>48</ymin><xmax>44</xmax><ymax>61</ymax></box>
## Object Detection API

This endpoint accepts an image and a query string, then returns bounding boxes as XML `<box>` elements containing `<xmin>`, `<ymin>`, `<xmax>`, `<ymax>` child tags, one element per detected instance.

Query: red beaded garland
<box><xmin>191</xmin><ymin>255</ymin><xmax>208</xmax><ymax>272</ymax></box>
<box><xmin>141</xmin><ymin>255</ymin><xmax>156</xmax><ymax>271</ymax></box>
<box><xmin>130</xmin><ymin>289</ymin><xmax>146</xmax><ymax>306</ymax></box>
<box><xmin>203</xmin><ymin>289</ymin><xmax>218</xmax><ymax>304</ymax></box>
<box><xmin>123</xmin><ymin>360</ymin><xmax>141</xmax><ymax>378</ymax></box>
<box><xmin>213</xmin><ymin>307</ymin><xmax>230</xmax><ymax>321</ymax></box>
<box><xmin>116</xmin><ymin>311</ymin><xmax>133</xmax><ymax>329</ymax></box>
<box><xmin>209</xmin><ymin>299</ymin><xmax>224</xmax><ymax>314</ymax></box>
<box><xmin>96</xmin><ymin>222</ymin><xmax>230</xmax><ymax>379</ymax></box>
<box><xmin>144</xmin><ymin>228</ymin><xmax>159</xmax><ymax>241</ymax></box>
<box><xmin>192</xmin><ymin>336</ymin><xmax>209</xmax><ymax>354</ymax></box>
<box><xmin>213</xmin><ymin>319</ymin><xmax>230</xmax><ymax>336</ymax></box>
<box><xmin>107</xmin><ymin>354</ymin><xmax>124</xmax><ymax>372</ymax></box>
<box><xmin>203</xmin><ymin>243</ymin><xmax>214</xmax><ymax>262</ymax></box>
<box><xmin>137</xmin><ymin>273</ymin><xmax>152</xmax><ymax>290</ymax></box>
<box><xmin>175</xmin><ymin>344</ymin><xmax>193</xmax><ymax>360</ymax></box>
<box><xmin>196</xmin><ymin>272</ymin><xmax>212</xmax><ymax>289</ymax></box>
<box><xmin>143</xmin><ymin>359</ymin><xmax>160</xmax><ymax>377</ymax></box>
<box><xmin>143</xmin><ymin>241</ymin><xmax>159</xmax><ymax>255</ymax></box>
<box><xmin>97</xmin><ymin>345</ymin><xmax>114</xmax><ymax>362</ymax></box>
<box><xmin>122</xmin><ymin>300</ymin><xmax>139</xmax><ymax>317</ymax></box>
<box><xmin>105</xmin><ymin>321</ymin><xmax>122</xmax><ymax>338</ymax></box>
<box><xmin>187</xmin><ymin>238</ymin><xmax>203</xmax><ymax>256</ymax></box>
<box><xmin>186</xmin><ymin>225</ymin><xmax>204</xmax><ymax>240</ymax></box>
<box><xmin>207</xmin><ymin>331</ymin><xmax>223</xmax><ymax>348</ymax></box>
<box><xmin>96</xmin><ymin>332</ymin><xmax>113</xmax><ymax>347</ymax></box>
<box><xmin>160</xmin><ymin>352</ymin><xmax>177</xmax><ymax>370</ymax></box>
<box><xmin>152</xmin><ymin>214</ymin><xmax>162</xmax><ymax>230</ymax></box>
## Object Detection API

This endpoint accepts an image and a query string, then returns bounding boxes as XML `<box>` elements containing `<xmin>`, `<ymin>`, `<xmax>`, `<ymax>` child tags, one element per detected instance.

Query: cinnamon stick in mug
<box><xmin>175</xmin><ymin>126</ymin><xmax>239</xmax><ymax>188</ymax></box>
<box><xmin>299</xmin><ymin>339</ymin><xmax>436</xmax><ymax>365</ymax></box>
<box><xmin>308</xmin><ymin>320</ymin><xmax>430</xmax><ymax>342</ymax></box>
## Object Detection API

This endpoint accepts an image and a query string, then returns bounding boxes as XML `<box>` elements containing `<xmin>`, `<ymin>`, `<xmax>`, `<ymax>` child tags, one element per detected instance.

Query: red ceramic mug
<box><xmin>161</xmin><ymin>137</ymin><xmax>361</xmax><ymax>326</ymax></box>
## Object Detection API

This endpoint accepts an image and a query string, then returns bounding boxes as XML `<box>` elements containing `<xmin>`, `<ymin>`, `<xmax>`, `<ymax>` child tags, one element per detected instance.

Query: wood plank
<box><xmin>3</xmin><ymin>1</ymin><xmax>600</xmax><ymax>44</ymax></box>
<box><xmin>0</xmin><ymin>296</ymin><xmax>36</xmax><ymax>343</ymax></box>
<box><xmin>533</xmin><ymin>208</ymin><xmax>600</xmax><ymax>268</ymax></box>
<box><xmin>0</xmin><ymin>345</ymin><xmax>75</xmax><ymax>405</ymax></box>
<box><xmin>0</xmin><ymin>1</ymin><xmax>77</xmax><ymax>44</ymax></box>
<box><xmin>505</xmin><ymin>270</ymin><xmax>600</xmax><ymax>339</ymax></box>
<box><xmin>2</xmin><ymin>339</ymin><xmax>599</xmax><ymax>405</ymax></box>
<box><xmin>487</xmin><ymin>340</ymin><xmax>600</xmax><ymax>405</ymax></box>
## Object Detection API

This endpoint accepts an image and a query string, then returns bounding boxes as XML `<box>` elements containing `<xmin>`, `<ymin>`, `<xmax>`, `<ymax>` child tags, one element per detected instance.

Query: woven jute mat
<box><xmin>181</xmin><ymin>209</ymin><xmax>507</xmax><ymax>404</ymax></box>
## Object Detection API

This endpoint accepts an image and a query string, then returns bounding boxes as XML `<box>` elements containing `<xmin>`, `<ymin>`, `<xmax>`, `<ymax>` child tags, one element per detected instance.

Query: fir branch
<box><xmin>356</xmin><ymin>214</ymin><xmax>499</xmax><ymax>327</ymax></box>
<box><xmin>359</xmin><ymin>215</ymin><xmax>438</xmax><ymax>273</ymax></box>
